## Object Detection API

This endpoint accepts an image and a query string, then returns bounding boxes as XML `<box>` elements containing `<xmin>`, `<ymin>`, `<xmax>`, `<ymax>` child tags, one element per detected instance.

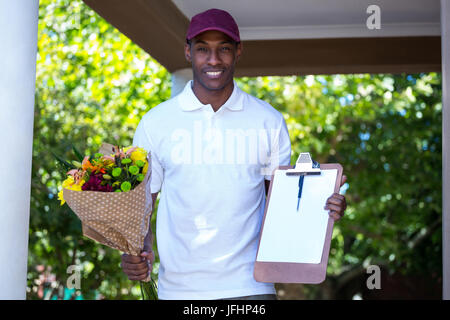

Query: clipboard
<box><xmin>254</xmin><ymin>153</ymin><xmax>343</xmax><ymax>284</ymax></box>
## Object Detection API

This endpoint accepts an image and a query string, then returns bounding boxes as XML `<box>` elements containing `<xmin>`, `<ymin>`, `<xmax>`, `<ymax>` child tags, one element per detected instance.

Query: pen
<box><xmin>297</xmin><ymin>174</ymin><xmax>304</xmax><ymax>211</ymax></box>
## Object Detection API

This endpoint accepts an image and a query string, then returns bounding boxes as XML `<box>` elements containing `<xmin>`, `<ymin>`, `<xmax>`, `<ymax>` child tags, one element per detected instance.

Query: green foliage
<box><xmin>236</xmin><ymin>73</ymin><xmax>442</xmax><ymax>297</ymax></box>
<box><xmin>31</xmin><ymin>0</ymin><xmax>441</xmax><ymax>300</ymax></box>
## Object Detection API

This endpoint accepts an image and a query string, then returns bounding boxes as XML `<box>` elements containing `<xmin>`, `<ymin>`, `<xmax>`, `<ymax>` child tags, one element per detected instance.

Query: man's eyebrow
<box><xmin>194</xmin><ymin>40</ymin><xmax>208</xmax><ymax>45</ymax></box>
<box><xmin>193</xmin><ymin>40</ymin><xmax>234</xmax><ymax>45</ymax></box>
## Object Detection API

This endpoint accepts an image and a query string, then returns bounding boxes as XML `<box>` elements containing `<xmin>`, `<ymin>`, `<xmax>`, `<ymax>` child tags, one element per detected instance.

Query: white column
<box><xmin>0</xmin><ymin>0</ymin><xmax>40</xmax><ymax>299</ymax></box>
<box><xmin>171</xmin><ymin>68</ymin><xmax>192</xmax><ymax>98</ymax></box>
<box><xmin>442</xmin><ymin>0</ymin><xmax>450</xmax><ymax>301</ymax></box>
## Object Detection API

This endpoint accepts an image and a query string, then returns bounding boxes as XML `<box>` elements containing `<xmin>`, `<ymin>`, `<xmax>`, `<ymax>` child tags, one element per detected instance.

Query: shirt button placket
<box><xmin>204</xmin><ymin>106</ymin><xmax>218</xmax><ymax>162</ymax></box>
<box><xmin>204</xmin><ymin>106</ymin><xmax>214</xmax><ymax>132</ymax></box>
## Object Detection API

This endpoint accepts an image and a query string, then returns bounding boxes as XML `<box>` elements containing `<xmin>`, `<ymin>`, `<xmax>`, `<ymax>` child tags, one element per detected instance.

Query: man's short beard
<box><xmin>192</xmin><ymin>67</ymin><xmax>234</xmax><ymax>91</ymax></box>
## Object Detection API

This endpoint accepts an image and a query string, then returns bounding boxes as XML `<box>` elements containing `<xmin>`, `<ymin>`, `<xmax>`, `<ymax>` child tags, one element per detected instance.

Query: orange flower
<box><xmin>82</xmin><ymin>156</ymin><xmax>106</xmax><ymax>174</ymax></box>
<box><xmin>82</xmin><ymin>156</ymin><xmax>94</xmax><ymax>171</ymax></box>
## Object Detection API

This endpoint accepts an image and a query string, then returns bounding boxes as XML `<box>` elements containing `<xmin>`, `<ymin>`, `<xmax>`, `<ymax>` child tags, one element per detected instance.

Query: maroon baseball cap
<box><xmin>186</xmin><ymin>8</ymin><xmax>240</xmax><ymax>43</ymax></box>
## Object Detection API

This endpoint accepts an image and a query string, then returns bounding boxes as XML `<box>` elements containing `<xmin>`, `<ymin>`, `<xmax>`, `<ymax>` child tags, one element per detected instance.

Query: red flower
<box><xmin>81</xmin><ymin>173</ymin><xmax>113</xmax><ymax>192</ymax></box>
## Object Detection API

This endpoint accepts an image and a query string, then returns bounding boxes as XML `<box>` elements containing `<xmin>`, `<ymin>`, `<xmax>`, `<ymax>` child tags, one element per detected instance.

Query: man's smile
<box><xmin>204</xmin><ymin>70</ymin><xmax>224</xmax><ymax>79</ymax></box>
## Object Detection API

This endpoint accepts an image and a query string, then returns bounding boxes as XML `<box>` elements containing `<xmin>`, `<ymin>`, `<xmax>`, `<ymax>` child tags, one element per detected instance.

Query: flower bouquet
<box><xmin>55</xmin><ymin>143</ymin><xmax>157</xmax><ymax>300</ymax></box>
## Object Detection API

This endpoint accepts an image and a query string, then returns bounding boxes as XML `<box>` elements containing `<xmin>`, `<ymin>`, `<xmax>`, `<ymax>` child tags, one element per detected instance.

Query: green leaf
<box><xmin>71</xmin><ymin>144</ymin><xmax>84</xmax><ymax>162</ymax></box>
<box><xmin>51</xmin><ymin>150</ymin><xmax>73</xmax><ymax>173</ymax></box>
<box><xmin>71</xmin><ymin>160</ymin><xmax>81</xmax><ymax>168</ymax></box>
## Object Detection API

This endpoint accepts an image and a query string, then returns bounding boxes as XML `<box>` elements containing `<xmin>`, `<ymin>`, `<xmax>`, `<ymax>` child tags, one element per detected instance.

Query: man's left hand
<box><xmin>325</xmin><ymin>175</ymin><xmax>347</xmax><ymax>221</ymax></box>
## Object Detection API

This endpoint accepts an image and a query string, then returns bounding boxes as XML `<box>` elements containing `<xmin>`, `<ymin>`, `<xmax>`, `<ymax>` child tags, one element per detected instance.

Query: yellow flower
<box><xmin>143</xmin><ymin>161</ymin><xmax>149</xmax><ymax>174</ymax></box>
<box><xmin>130</xmin><ymin>147</ymin><xmax>147</xmax><ymax>163</ymax></box>
<box><xmin>62</xmin><ymin>176</ymin><xmax>75</xmax><ymax>189</ymax></box>
<box><xmin>59</xmin><ymin>177</ymin><xmax>85</xmax><ymax>206</ymax></box>
<box><xmin>58</xmin><ymin>189</ymin><xmax>66</xmax><ymax>206</ymax></box>
<box><xmin>69</xmin><ymin>183</ymin><xmax>84</xmax><ymax>191</ymax></box>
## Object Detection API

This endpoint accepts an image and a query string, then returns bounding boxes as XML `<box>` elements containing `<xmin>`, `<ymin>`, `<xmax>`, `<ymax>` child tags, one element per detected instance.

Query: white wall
<box><xmin>441</xmin><ymin>0</ymin><xmax>450</xmax><ymax>300</ymax></box>
<box><xmin>0</xmin><ymin>0</ymin><xmax>40</xmax><ymax>299</ymax></box>
<box><xmin>171</xmin><ymin>68</ymin><xmax>193</xmax><ymax>98</ymax></box>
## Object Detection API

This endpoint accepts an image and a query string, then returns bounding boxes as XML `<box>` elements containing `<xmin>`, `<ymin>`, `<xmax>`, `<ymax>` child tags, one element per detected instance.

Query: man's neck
<box><xmin>191</xmin><ymin>79</ymin><xmax>234</xmax><ymax>112</ymax></box>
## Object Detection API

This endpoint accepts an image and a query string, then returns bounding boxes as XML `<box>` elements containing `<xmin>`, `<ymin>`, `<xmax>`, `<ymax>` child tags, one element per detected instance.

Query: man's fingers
<box><xmin>127</xmin><ymin>270</ymin><xmax>150</xmax><ymax>281</ymax></box>
<box><xmin>121</xmin><ymin>260</ymin><xmax>148</xmax><ymax>271</ymax></box>
<box><xmin>140</xmin><ymin>251</ymin><xmax>155</xmax><ymax>264</ymax></box>
<box><xmin>325</xmin><ymin>193</ymin><xmax>346</xmax><ymax>220</ymax></box>
<box><xmin>122</xmin><ymin>254</ymin><xmax>144</xmax><ymax>264</ymax></box>
<box><xmin>122</xmin><ymin>260</ymin><xmax>151</xmax><ymax>279</ymax></box>
<box><xmin>123</xmin><ymin>266</ymin><xmax>149</xmax><ymax>277</ymax></box>
<box><xmin>329</xmin><ymin>211</ymin><xmax>341</xmax><ymax>221</ymax></box>
<box><xmin>326</xmin><ymin>194</ymin><xmax>346</xmax><ymax>209</ymax></box>
<box><xmin>121</xmin><ymin>253</ymin><xmax>153</xmax><ymax>281</ymax></box>
<box><xmin>325</xmin><ymin>203</ymin><xmax>343</xmax><ymax>213</ymax></box>
<box><xmin>326</xmin><ymin>194</ymin><xmax>345</xmax><ymax>205</ymax></box>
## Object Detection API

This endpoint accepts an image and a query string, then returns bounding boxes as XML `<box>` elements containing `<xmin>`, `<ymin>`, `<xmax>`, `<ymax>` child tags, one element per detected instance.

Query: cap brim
<box><xmin>187</xmin><ymin>27</ymin><xmax>240</xmax><ymax>43</ymax></box>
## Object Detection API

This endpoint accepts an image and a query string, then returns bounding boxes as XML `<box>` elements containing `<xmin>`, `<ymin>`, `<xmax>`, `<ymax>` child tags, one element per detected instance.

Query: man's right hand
<box><xmin>120</xmin><ymin>250</ymin><xmax>154</xmax><ymax>281</ymax></box>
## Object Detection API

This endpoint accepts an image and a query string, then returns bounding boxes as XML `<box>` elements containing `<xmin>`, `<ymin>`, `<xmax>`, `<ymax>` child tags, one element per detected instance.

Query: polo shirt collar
<box><xmin>179</xmin><ymin>79</ymin><xmax>244</xmax><ymax>112</ymax></box>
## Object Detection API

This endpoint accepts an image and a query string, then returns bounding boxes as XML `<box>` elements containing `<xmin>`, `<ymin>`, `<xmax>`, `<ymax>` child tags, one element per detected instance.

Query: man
<box><xmin>121</xmin><ymin>8</ymin><xmax>347</xmax><ymax>300</ymax></box>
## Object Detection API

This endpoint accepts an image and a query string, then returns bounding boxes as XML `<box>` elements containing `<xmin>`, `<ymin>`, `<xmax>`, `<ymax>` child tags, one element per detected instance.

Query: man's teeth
<box><xmin>206</xmin><ymin>71</ymin><xmax>222</xmax><ymax>75</ymax></box>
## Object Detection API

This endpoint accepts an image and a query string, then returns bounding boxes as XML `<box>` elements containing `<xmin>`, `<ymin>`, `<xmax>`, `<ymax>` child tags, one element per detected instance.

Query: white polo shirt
<box><xmin>133</xmin><ymin>79</ymin><xmax>291</xmax><ymax>300</ymax></box>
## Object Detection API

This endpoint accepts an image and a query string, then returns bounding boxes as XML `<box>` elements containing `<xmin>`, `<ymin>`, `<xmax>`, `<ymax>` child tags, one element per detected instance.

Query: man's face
<box><xmin>185</xmin><ymin>30</ymin><xmax>242</xmax><ymax>91</ymax></box>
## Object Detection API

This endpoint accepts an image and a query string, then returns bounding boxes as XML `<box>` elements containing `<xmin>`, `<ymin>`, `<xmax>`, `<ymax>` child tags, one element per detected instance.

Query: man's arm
<box><xmin>325</xmin><ymin>175</ymin><xmax>347</xmax><ymax>221</ymax></box>
<box><xmin>143</xmin><ymin>192</ymin><xmax>159</xmax><ymax>251</ymax></box>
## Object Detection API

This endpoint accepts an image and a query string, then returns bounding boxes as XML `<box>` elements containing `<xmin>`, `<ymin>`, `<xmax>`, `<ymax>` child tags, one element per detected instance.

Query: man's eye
<box><xmin>221</xmin><ymin>47</ymin><xmax>231</xmax><ymax>51</ymax></box>
<box><xmin>197</xmin><ymin>47</ymin><xmax>207</xmax><ymax>52</ymax></box>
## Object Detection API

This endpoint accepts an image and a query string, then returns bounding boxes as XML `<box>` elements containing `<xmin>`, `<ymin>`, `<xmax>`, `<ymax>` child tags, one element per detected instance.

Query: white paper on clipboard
<box><xmin>256</xmin><ymin>169</ymin><xmax>337</xmax><ymax>264</ymax></box>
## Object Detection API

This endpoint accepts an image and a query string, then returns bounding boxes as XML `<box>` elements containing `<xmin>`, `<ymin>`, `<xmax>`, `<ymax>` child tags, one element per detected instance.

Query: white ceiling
<box><xmin>171</xmin><ymin>0</ymin><xmax>441</xmax><ymax>40</ymax></box>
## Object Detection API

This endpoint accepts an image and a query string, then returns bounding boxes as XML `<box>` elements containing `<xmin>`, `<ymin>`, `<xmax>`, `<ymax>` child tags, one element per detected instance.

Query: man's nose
<box><xmin>207</xmin><ymin>49</ymin><xmax>221</xmax><ymax>65</ymax></box>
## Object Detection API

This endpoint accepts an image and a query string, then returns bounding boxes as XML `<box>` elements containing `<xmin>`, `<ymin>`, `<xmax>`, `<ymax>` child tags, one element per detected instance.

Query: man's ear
<box><xmin>235</xmin><ymin>42</ymin><xmax>243</xmax><ymax>63</ymax></box>
<box><xmin>184</xmin><ymin>43</ymin><xmax>192</xmax><ymax>63</ymax></box>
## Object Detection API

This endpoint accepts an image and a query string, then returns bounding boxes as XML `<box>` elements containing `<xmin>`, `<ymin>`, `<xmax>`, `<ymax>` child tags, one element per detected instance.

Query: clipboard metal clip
<box><xmin>286</xmin><ymin>152</ymin><xmax>321</xmax><ymax>176</ymax></box>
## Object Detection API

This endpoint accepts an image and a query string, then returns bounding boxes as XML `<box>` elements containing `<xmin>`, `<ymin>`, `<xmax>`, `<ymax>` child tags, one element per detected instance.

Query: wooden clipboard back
<box><xmin>254</xmin><ymin>163</ymin><xmax>343</xmax><ymax>284</ymax></box>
